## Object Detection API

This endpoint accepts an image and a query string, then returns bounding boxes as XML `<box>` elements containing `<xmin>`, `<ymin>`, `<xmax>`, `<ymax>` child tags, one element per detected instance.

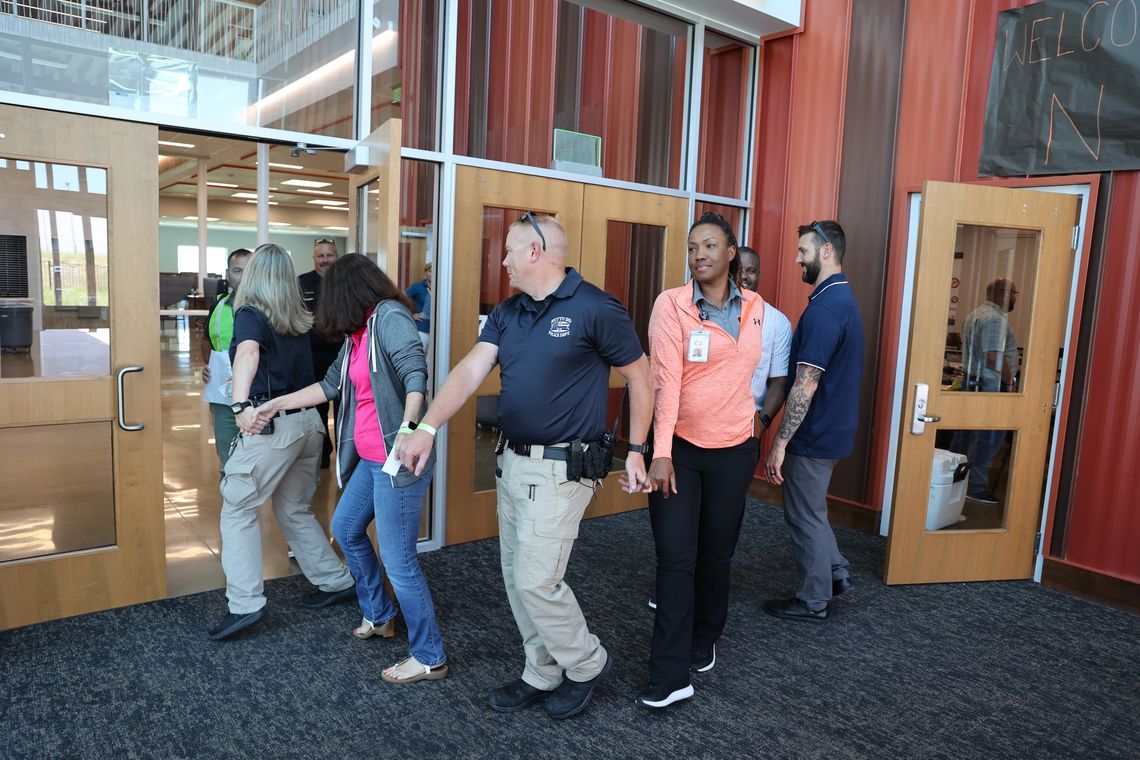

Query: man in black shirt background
<box><xmin>298</xmin><ymin>237</ymin><xmax>341</xmax><ymax>467</ymax></box>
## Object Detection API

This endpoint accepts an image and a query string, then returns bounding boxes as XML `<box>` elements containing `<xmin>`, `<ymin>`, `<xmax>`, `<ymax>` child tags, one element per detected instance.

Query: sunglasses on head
<box><xmin>520</xmin><ymin>211</ymin><xmax>547</xmax><ymax>251</ymax></box>
<box><xmin>809</xmin><ymin>221</ymin><xmax>832</xmax><ymax>249</ymax></box>
<box><xmin>314</xmin><ymin>237</ymin><xmax>334</xmax><ymax>246</ymax></box>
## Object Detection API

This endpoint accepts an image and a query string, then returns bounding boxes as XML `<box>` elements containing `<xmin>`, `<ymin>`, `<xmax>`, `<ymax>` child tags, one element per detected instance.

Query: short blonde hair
<box><xmin>233</xmin><ymin>244</ymin><xmax>314</xmax><ymax>336</ymax></box>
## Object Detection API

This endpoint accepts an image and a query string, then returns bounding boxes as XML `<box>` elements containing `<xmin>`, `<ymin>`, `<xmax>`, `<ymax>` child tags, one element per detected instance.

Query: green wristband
<box><xmin>398</xmin><ymin>426</ymin><xmax>414</xmax><ymax>435</ymax></box>
<box><xmin>418</xmin><ymin>422</ymin><xmax>438</xmax><ymax>437</ymax></box>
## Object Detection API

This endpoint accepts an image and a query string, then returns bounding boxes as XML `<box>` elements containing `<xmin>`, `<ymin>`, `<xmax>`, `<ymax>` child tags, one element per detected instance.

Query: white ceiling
<box><xmin>157</xmin><ymin>129</ymin><xmax>351</xmax><ymax>235</ymax></box>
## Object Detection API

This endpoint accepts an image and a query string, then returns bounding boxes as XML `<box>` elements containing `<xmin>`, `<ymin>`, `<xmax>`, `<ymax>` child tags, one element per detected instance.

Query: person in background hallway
<box><xmin>208</xmin><ymin>244</ymin><xmax>355</xmax><ymax>641</ymax></box>
<box><xmin>200</xmin><ymin>248</ymin><xmax>252</xmax><ymax>474</ymax></box>
<box><xmin>953</xmin><ymin>276</ymin><xmax>1020</xmax><ymax>504</ymax></box>
<box><xmin>764</xmin><ymin>220</ymin><xmax>863</xmax><ymax>623</ymax></box>
<box><xmin>299</xmin><ymin>237</ymin><xmax>342</xmax><ymax>468</ymax></box>
<box><xmin>635</xmin><ymin>212</ymin><xmax>763</xmax><ymax>710</ymax></box>
<box><xmin>399</xmin><ymin>212</ymin><xmax>653</xmax><ymax>719</ymax></box>
<box><xmin>258</xmin><ymin>254</ymin><xmax>448</xmax><ymax>684</ymax></box>
<box><xmin>405</xmin><ymin>262</ymin><xmax>432</xmax><ymax>350</ymax></box>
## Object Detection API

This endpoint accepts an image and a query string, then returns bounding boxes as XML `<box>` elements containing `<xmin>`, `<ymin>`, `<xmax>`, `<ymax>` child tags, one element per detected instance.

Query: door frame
<box><xmin>880</xmin><ymin>177</ymin><xmax>1099</xmax><ymax>583</ymax></box>
<box><xmin>0</xmin><ymin>105</ymin><xmax>163</xmax><ymax>629</ymax></box>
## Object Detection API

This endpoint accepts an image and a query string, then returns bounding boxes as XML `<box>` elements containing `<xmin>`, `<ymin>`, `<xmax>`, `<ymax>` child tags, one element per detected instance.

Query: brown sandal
<box><xmin>380</xmin><ymin>656</ymin><xmax>450</xmax><ymax>684</ymax></box>
<box><xmin>353</xmin><ymin>617</ymin><xmax>395</xmax><ymax>640</ymax></box>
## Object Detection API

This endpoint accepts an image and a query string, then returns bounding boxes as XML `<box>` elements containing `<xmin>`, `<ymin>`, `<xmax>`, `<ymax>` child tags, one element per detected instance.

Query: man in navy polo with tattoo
<box><xmin>763</xmin><ymin>220</ymin><xmax>863</xmax><ymax>622</ymax></box>
<box><xmin>399</xmin><ymin>212</ymin><xmax>653</xmax><ymax>718</ymax></box>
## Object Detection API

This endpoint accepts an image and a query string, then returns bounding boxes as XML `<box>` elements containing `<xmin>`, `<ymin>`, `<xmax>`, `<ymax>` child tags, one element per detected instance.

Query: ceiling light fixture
<box><xmin>231</xmin><ymin>192</ymin><xmax>261</xmax><ymax>199</ymax></box>
<box><xmin>324</xmin><ymin>226</ymin><xmax>350</xmax><ymax>231</ymax></box>
<box><xmin>295</xmin><ymin>188</ymin><xmax>335</xmax><ymax>196</ymax></box>
<box><xmin>246</xmin><ymin>200</ymin><xmax>278</xmax><ymax>205</ymax></box>
<box><xmin>281</xmin><ymin>179</ymin><xmax>332</xmax><ymax>188</ymax></box>
<box><xmin>268</xmin><ymin>162</ymin><xmax>304</xmax><ymax>170</ymax></box>
<box><xmin>206</xmin><ymin>181</ymin><xmax>239</xmax><ymax>188</ymax></box>
<box><xmin>158</xmin><ymin>140</ymin><xmax>196</xmax><ymax>149</ymax></box>
<box><xmin>307</xmin><ymin>200</ymin><xmax>347</xmax><ymax>206</ymax></box>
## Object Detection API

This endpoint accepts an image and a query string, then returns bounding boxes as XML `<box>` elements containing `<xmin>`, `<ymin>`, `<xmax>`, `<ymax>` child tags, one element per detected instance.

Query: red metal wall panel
<box><xmin>1062</xmin><ymin>170</ymin><xmax>1140</xmax><ymax>583</ymax></box>
<box><xmin>864</xmin><ymin>0</ymin><xmax>976</xmax><ymax>510</ymax></box>
<box><xmin>751</xmin><ymin>35</ymin><xmax>793</xmax><ymax>308</ymax></box>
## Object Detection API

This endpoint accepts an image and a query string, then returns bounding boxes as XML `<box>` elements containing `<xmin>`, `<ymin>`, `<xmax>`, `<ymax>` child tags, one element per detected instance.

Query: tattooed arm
<box><xmin>765</xmin><ymin>363</ymin><xmax>823</xmax><ymax>485</ymax></box>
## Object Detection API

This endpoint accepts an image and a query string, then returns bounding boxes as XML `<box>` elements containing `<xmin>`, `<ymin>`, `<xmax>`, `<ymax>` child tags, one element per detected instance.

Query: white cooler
<box><xmin>926</xmin><ymin>448</ymin><xmax>969</xmax><ymax>530</ymax></box>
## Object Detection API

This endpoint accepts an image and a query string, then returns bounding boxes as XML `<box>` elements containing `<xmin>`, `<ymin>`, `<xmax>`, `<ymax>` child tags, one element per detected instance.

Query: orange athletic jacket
<box><xmin>647</xmin><ymin>281</ymin><xmax>764</xmax><ymax>458</ymax></box>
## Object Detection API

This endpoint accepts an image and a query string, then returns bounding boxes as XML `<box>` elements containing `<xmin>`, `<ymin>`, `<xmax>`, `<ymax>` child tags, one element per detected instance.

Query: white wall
<box><xmin>157</xmin><ymin>225</ymin><xmax>348</xmax><ymax>274</ymax></box>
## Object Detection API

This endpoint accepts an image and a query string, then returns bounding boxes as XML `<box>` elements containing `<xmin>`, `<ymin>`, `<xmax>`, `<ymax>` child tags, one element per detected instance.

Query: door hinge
<box><xmin>1035</xmin><ymin>531</ymin><xmax>1044</xmax><ymax>555</ymax></box>
<box><xmin>1071</xmin><ymin>225</ymin><xmax>1080</xmax><ymax>251</ymax></box>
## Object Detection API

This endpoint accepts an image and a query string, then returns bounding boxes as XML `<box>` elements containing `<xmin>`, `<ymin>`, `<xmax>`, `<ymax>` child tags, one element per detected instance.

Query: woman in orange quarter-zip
<box><xmin>635</xmin><ymin>212</ymin><xmax>765</xmax><ymax>709</ymax></box>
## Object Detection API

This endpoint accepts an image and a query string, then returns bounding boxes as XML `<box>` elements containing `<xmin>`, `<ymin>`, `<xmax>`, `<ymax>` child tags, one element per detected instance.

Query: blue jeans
<box><xmin>331</xmin><ymin>461</ymin><xmax>445</xmax><ymax>666</ymax></box>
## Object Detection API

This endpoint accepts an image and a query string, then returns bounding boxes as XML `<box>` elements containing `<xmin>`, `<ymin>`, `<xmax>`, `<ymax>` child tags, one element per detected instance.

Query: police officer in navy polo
<box><xmin>764</xmin><ymin>220</ymin><xmax>863</xmax><ymax>622</ymax></box>
<box><xmin>400</xmin><ymin>212</ymin><xmax>653</xmax><ymax>719</ymax></box>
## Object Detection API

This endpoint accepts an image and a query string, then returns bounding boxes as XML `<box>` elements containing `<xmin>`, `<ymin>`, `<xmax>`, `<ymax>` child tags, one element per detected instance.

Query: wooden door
<box><xmin>884</xmin><ymin>181</ymin><xmax>1078</xmax><ymax>584</ymax></box>
<box><xmin>446</xmin><ymin>167</ymin><xmax>584</xmax><ymax>544</ymax></box>
<box><xmin>446</xmin><ymin>167</ymin><xmax>688</xmax><ymax>544</ymax></box>
<box><xmin>579</xmin><ymin>184</ymin><xmax>688</xmax><ymax>518</ymax></box>
<box><xmin>0</xmin><ymin>105</ymin><xmax>163</xmax><ymax>628</ymax></box>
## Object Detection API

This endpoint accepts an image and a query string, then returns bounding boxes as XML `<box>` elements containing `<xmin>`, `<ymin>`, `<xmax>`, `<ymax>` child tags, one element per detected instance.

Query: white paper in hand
<box><xmin>203</xmin><ymin>350</ymin><xmax>233</xmax><ymax>405</ymax></box>
<box><xmin>382</xmin><ymin>456</ymin><xmax>402</xmax><ymax>476</ymax></box>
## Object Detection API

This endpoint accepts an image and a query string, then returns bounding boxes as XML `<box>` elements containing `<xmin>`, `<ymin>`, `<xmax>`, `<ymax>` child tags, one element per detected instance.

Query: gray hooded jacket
<box><xmin>319</xmin><ymin>299</ymin><xmax>436</xmax><ymax>489</ymax></box>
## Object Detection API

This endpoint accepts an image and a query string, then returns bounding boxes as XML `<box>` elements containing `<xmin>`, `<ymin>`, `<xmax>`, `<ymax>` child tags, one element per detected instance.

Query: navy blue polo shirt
<box><xmin>479</xmin><ymin>268</ymin><xmax>644</xmax><ymax>444</ymax></box>
<box><xmin>787</xmin><ymin>273</ymin><xmax>864</xmax><ymax>459</ymax></box>
<box><xmin>231</xmin><ymin>306</ymin><xmax>316</xmax><ymax>398</ymax></box>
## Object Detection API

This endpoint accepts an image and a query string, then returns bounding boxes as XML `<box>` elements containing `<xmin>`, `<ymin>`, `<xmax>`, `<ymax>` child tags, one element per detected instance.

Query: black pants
<box><xmin>648</xmin><ymin>435</ymin><xmax>759</xmax><ymax>690</ymax></box>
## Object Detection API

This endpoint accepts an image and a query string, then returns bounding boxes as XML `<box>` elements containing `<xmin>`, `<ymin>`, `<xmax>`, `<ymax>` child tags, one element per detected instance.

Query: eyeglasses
<box><xmin>520</xmin><ymin>211</ymin><xmax>547</xmax><ymax>251</ymax></box>
<box><xmin>809</xmin><ymin>221</ymin><xmax>832</xmax><ymax>249</ymax></box>
<box><xmin>314</xmin><ymin>237</ymin><xmax>334</xmax><ymax>246</ymax></box>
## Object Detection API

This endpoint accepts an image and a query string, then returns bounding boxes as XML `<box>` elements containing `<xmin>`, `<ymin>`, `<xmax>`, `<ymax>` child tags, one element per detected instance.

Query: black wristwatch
<box><xmin>627</xmin><ymin>442</ymin><xmax>650</xmax><ymax>454</ymax></box>
<box><xmin>759</xmin><ymin>413</ymin><xmax>773</xmax><ymax>429</ymax></box>
<box><xmin>230</xmin><ymin>400</ymin><xmax>253</xmax><ymax>415</ymax></box>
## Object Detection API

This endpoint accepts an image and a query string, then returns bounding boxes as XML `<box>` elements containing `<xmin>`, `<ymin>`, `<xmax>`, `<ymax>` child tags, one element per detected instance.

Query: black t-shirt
<box><xmin>298</xmin><ymin>269</ymin><xmax>342</xmax><ymax>377</ymax></box>
<box><xmin>230</xmin><ymin>306</ymin><xmax>316</xmax><ymax>397</ymax></box>
<box><xmin>479</xmin><ymin>268</ymin><xmax>644</xmax><ymax>444</ymax></box>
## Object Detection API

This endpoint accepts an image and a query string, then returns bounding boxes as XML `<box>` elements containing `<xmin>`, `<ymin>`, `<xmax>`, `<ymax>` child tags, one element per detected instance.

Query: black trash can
<box><xmin>0</xmin><ymin>298</ymin><xmax>33</xmax><ymax>351</ymax></box>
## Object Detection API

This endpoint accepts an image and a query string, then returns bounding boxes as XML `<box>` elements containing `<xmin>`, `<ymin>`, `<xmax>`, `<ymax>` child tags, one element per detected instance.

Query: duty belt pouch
<box><xmin>566</xmin><ymin>440</ymin><xmax>586</xmax><ymax>482</ymax></box>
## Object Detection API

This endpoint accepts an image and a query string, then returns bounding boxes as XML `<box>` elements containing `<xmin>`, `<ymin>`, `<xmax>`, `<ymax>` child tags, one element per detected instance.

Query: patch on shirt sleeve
<box><xmin>548</xmin><ymin>316</ymin><xmax>573</xmax><ymax>338</ymax></box>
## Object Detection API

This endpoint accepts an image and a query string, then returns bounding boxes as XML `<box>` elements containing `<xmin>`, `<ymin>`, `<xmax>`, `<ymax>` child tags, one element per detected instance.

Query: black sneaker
<box><xmin>487</xmin><ymin>679</ymin><xmax>551</xmax><ymax>713</ymax></box>
<box><xmin>832</xmin><ymin>577</ymin><xmax>853</xmax><ymax>597</ymax></box>
<box><xmin>301</xmin><ymin>584</ymin><xmax>356</xmax><ymax>609</ymax></box>
<box><xmin>637</xmin><ymin>683</ymin><xmax>694</xmax><ymax>709</ymax></box>
<box><xmin>690</xmin><ymin>644</ymin><xmax>715</xmax><ymax>673</ymax></box>
<box><xmin>207</xmin><ymin>609</ymin><xmax>265</xmax><ymax>641</ymax></box>
<box><xmin>966</xmin><ymin>492</ymin><xmax>999</xmax><ymax>505</ymax></box>
<box><xmin>543</xmin><ymin>653</ymin><xmax>614</xmax><ymax>720</ymax></box>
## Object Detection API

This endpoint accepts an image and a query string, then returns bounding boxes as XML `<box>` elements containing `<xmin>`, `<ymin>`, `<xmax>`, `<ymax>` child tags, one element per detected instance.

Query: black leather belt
<box><xmin>251</xmin><ymin>394</ymin><xmax>310</xmax><ymax>417</ymax></box>
<box><xmin>505</xmin><ymin>441</ymin><xmax>569</xmax><ymax>461</ymax></box>
<box><xmin>272</xmin><ymin>407</ymin><xmax>309</xmax><ymax>417</ymax></box>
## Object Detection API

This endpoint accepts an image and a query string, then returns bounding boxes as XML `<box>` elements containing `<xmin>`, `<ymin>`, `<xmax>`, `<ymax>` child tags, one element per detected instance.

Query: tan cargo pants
<box><xmin>496</xmin><ymin>447</ymin><xmax>608</xmax><ymax>690</ymax></box>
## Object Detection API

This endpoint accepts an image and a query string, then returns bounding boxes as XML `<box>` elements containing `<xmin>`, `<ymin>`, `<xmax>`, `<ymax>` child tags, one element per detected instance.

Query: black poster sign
<box><xmin>979</xmin><ymin>0</ymin><xmax>1140</xmax><ymax>176</ymax></box>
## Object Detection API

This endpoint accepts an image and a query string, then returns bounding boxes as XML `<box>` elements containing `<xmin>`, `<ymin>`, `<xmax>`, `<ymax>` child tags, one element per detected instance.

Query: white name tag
<box><xmin>688</xmin><ymin>330</ymin><xmax>710</xmax><ymax>362</ymax></box>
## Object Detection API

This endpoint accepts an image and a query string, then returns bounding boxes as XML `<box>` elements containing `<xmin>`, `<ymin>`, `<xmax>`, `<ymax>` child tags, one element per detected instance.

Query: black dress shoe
<box><xmin>763</xmin><ymin>597</ymin><xmax>829</xmax><ymax>623</ymax></box>
<box><xmin>487</xmin><ymin>679</ymin><xmax>551</xmax><ymax>713</ymax></box>
<box><xmin>207</xmin><ymin>609</ymin><xmax>265</xmax><ymax>640</ymax></box>
<box><xmin>543</xmin><ymin>653</ymin><xmax>614</xmax><ymax>719</ymax></box>
<box><xmin>690</xmin><ymin>644</ymin><xmax>715</xmax><ymax>673</ymax></box>
<box><xmin>833</xmin><ymin>577</ymin><xmax>853</xmax><ymax>597</ymax></box>
<box><xmin>301</xmin><ymin>584</ymin><xmax>356</xmax><ymax>609</ymax></box>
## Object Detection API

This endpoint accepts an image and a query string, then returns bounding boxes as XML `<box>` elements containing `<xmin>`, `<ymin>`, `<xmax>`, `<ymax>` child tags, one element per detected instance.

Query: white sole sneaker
<box><xmin>691</xmin><ymin>644</ymin><xmax>715</xmax><ymax>673</ymax></box>
<box><xmin>638</xmin><ymin>684</ymin><xmax>695</xmax><ymax>708</ymax></box>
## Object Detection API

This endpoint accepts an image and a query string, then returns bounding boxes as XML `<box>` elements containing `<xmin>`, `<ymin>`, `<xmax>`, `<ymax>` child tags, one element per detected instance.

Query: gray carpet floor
<box><xmin>2</xmin><ymin>501</ymin><xmax>1138</xmax><ymax>760</ymax></box>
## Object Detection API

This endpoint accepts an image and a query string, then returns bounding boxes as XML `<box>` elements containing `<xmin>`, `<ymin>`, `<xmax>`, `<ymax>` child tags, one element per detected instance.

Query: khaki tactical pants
<box><xmin>496</xmin><ymin>447</ymin><xmax>608</xmax><ymax>690</ymax></box>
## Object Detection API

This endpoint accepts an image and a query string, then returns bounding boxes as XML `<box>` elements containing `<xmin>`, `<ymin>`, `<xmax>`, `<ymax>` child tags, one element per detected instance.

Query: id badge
<box><xmin>688</xmin><ymin>330</ymin><xmax>710</xmax><ymax>362</ymax></box>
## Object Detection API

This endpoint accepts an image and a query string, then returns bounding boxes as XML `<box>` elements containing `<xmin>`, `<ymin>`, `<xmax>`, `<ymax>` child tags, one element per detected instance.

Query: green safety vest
<box><xmin>208</xmin><ymin>293</ymin><xmax>235</xmax><ymax>352</ymax></box>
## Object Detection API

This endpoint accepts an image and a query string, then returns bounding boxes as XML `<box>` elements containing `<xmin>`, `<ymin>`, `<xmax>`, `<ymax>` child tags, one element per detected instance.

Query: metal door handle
<box><xmin>117</xmin><ymin>365</ymin><xmax>145</xmax><ymax>431</ymax></box>
<box><xmin>911</xmin><ymin>382</ymin><xmax>938</xmax><ymax>435</ymax></box>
